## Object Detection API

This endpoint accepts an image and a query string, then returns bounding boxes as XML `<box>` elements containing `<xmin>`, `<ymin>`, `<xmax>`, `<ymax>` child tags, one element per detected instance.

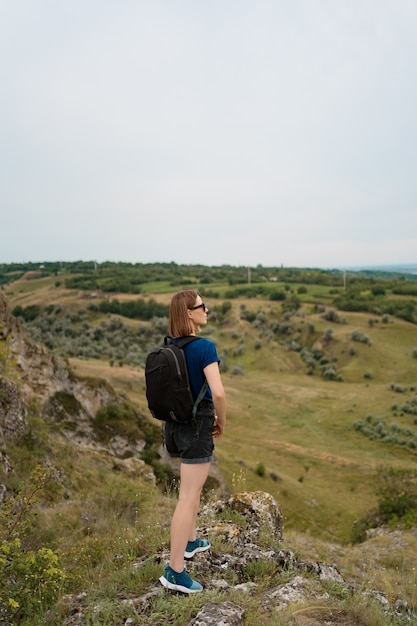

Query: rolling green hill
<box><xmin>1</xmin><ymin>262</ymin><xmax>417</xmax><ymax>623</ymax></box>
<box><xmin>3</xmin><ymin>264</ymin><xmax>417</xmax><ymax>543</ymax></box>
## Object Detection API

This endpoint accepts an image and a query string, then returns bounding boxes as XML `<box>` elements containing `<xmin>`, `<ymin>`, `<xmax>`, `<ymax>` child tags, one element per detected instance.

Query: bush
<box><xmin>240</xmin><ymin>306</ymin><xmax>256</xmax><ymax>322</ymax></box>
<box><xmin>96</xmin><ymin>402</ymin><xmax>133</xmax><ymax>422</ymax></box>
<box><xmin>255</xmin><ymin>462</ymin><xmax>266</xmax><ymax>477</ymax></box>
<box><xmin>269</xmin><ymin>290</ymin><xmax>286</xmax><ymax>301</ymax></box>
<box><xmin>281</xmin><ymin>295</ymin><xmax>300</xmax><ymax>312</ymax></box>
<box><xmin>354</xmin><ymin>415</ymin><xmax>417</xmax><ymax>451</ymax></box>
<box><xmin>352</xmin><ymin>466</ymin><xmax>417</xmax><ymax>541</ymax></box>
<box><xmin>322</xmin><ymin>309</ymin><xmax>341</xmax><ymax>323</ymax></box>
<box><xmin>351</xmin><ymin>330</ymin><xmax>371</xmax><ymax>345</ymax></box>
<box><xmin>376</xmin><ymin>466</ymin><xmax>417</xmax><ymax>524</ymax></box>
<box><xmin>323</xmin><ymin>328</ymin><xmax>333</xmax><ymax>341</ymax></box>
<box><xmin>0</xmin><ymin>466</ymin><xmax>66</xmax><ymax>623</ymax></box>
<box><xmin>12</xmin><ymin>304</ymin><xmax>41</xmax><ymax>322</ymax></box>
<box><xmin>390</xmin><ymin>382</ymin><xmax>406</xmax><ymax>393</ymax></box>
<box><xmin>0</xmin><ymin>541</ymin><xmax>66</xmax><ymax>622</ymax></box>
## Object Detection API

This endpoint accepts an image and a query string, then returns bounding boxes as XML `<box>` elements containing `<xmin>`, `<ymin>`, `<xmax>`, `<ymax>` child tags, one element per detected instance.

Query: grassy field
<box><xmin>6</xmin><ymin>272</ymin><xmax>417</xmax><ymax>544</ymax></box>
<box><xmin>3</xmin><ymin>269</ymin><xmax>417</xmax><ymax>622</ymax></box>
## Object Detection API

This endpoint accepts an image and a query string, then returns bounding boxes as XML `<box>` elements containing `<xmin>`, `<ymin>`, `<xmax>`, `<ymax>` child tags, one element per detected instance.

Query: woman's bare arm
<box><xmin>203</xmin><ymin>361</ymin><xmax>226</xmax><ymax>437</ymax></box>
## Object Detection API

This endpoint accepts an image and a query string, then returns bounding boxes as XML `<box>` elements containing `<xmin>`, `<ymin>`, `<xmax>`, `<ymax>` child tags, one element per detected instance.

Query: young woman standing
<box><xmin>159</xmin><ymin>290</ymin><xmax>226</xmax><ymax>593</ymax></box>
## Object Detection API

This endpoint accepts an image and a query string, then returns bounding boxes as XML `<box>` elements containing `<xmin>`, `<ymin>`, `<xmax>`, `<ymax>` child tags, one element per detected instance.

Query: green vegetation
<box><xmin>354</xmin><ymin>415</ymin><xmax>417</xmax><ymax>452</ymax></box>
<box><xmin>352</xmin><ymin>466</ymin><xmax>417</xmax><ymax>543</ymax></box>
<box><xmin>0</xmin><ymin>466</ymin><xmax>67</xmax><ymax>624</ymax></box>
<box><xmin>376</xmin><ymin>466</ymin><xmax>417</xmax><ymax>524</ymax></box>
<box><xmin>2</xmin><ymin>261</ymin><xmax>417</xmax><ymax>624</ymax></box>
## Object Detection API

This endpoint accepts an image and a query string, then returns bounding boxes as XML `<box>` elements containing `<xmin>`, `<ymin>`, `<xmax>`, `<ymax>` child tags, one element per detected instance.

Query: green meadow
<box><xmin>5</xmin><ymin>264</ymin><xmax>417</xmax><ymax>543</ymax></box>
<box><xmin>2</xmin><ymin>262</ymin><xmax>417</xmax><ymax>623</ymax></box>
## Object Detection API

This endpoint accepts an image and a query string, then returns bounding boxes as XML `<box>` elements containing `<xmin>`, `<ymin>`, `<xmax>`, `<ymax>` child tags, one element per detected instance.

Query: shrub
<box><xmin>255</xmin><ymin>462</ymin><xmax>266</xmax><ymax>477</ymax></box>
<box><xmin>376</xmin><ymin>466</ymin><xmax>417</xmax><ymax>524</ymax></box>
<box><xmin>354</xmin><ymin>415</ymin><xmax>417</xmax><ymax>451</ymax></box>
<box><xmin>322</xmin><ymin>309</ymin><xmax>341</xmax><ymax>323</ymax></box>
<box><xmin>277</xmin><ymin>322</ymin><xmax>293</xmax><ymax>335</ymax></box>
<box><xmin>351</xmin><ymin>330</ymin><xmax>371</xmax><ymax>345</ymax></box>
<box><xmin>281</xmin><ymin>295</ymin><xmax>300</xmax><ymax>312</ymax></box>
<box><xmin>253</xmin><ymin>311</ymin><xmax>267</xmax><ymax>326</ymax></box>
<box><xmin>11</xmin><ymin>305</ymin><xmax>23</xmax><ymax>317</ymax></box>
<box><xmin>201</xmin><ymin>324</ymin><xmax>216</xmax><ymax>335</ymax></box>
<box><xmin>232</xmin><ymin>345</ymin><xmax>245</xmax><ymax>357</ymax></box>
<box><xmin>0</xmin><ymin>466</ymin><xmax>66</xmax><ymax>623</ymax></box>
<box><xmin>322</xmin><ymin>365</ymin><xmax>338</xmax><ymax>380</ymax></box>
<box><xmin>95</xmin><ymin>402</ymin><xmax>137</xmax><ymax>424</ymax></box>
<box><xmin>269</xmin><ymin>290</ymin><xmax>286</xmax><ymax>301</ymax></box>
<box><xmin>0</xmin><ymin>541</ymin><xmax>66</xmax><ymax>622</ymax></box>
<box><xmin>240</xmin><ymin>307</ymin><xmax>256</xmax><ymax>322</ymax></box>
<box><xmin>221</xmin><ymin>301</ymin><xmax>232</xmax><ymax>314</ymax></box>
<box><xmin>323</xmin><ymin>328</ymin><xmax>333</xmax><ymax>341</ymax></box>
<box><xmin>219</xmin><ymin>352</ymin><xmax>229</xmax><ymax>373</ymax></box>
<box><xmin>390</xmin><ymin>382</ymin><xmax>406</xmax><ymax>393</ymax></box>
<box><xmin>13</xmin><ymin>304</ymin><xmax>41</xmax><ymax>322</ymax></box>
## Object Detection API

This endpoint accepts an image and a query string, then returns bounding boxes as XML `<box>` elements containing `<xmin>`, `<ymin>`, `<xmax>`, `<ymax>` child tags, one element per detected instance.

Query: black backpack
<box><xmin>145</xmin><ymin>336</ymin><xmax>208</xmax><ymax>423</ymax></box>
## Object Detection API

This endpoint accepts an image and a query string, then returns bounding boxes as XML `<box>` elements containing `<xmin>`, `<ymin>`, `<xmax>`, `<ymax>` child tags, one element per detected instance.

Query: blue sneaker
<box><xmin>159</xmin><ymin>565</ymin><xmax>203</xmax><ymax>593</ymax></box>
<box><xmin>184</xmin><ymin>538</ymin><xmax>211</xmax><ymax>558</ymax></box>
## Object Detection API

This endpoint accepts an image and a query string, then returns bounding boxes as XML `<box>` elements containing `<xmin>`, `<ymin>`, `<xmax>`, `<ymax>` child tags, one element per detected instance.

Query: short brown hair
<box><xmin>169</xmin><ymin>290</ymin><xmax>200</xmax><ymax>337</ymax></box>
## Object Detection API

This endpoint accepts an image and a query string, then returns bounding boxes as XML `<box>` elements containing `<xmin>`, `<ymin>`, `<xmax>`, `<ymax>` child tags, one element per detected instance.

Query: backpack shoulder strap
<box><xmin>164</xmin><ymin>337</ymin><xmax>208</xmax><ymax>416</ymax></box>
<box><xmin>164</xmin><ymin>336</ymin><xmax>200</xmax><ymax>348</ymax></box>
<box><xmin>192</xmin><ymin>379</ymin><xmax>209</xmax><ymax>417</ymax></box>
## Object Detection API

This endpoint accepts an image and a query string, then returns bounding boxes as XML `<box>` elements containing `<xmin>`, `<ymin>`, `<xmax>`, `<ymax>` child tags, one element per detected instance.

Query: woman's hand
<box><xmin>212</xmin><ymin>415</ymin><xmax>224</xmax><ymax>438</ymax></box>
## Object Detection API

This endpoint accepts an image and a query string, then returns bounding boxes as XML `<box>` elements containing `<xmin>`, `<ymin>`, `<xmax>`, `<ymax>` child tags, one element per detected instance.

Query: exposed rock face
<box><xmin>0</xmin><ymin>294</ymin><xmax>147</xmax><ymax>461</ymax></box>
<box><xmin>0</xmin><ymin>330</ymin><xmax>30</xmax><ymax>489</ymax></box>
<box><xmin>1</xmin><ymin>293</ymin><xmax>71</xmax><ymax>399</ymax></box>
<box><xmin>0</xmin><ymin>377</ymin><xmax>28</xmax><ymax>442</ymax></box>
<box><xmin>0</xmin><ymin>294</ymin><xmax>17</xmax><ymax>342</ymax></box>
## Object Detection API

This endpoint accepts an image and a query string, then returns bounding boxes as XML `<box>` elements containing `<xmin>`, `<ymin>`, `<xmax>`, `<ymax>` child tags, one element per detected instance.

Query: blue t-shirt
<box><xmin>179</xmin><ymin>337</ymin><xmax>220</xmax><ymax>402</ymax></box>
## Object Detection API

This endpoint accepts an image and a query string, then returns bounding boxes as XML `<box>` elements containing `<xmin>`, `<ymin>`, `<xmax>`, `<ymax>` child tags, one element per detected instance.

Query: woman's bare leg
<box><xmin>169</xmin><ymin>461</ymin><xmax>211</xmax><ymax>573</ymax></box>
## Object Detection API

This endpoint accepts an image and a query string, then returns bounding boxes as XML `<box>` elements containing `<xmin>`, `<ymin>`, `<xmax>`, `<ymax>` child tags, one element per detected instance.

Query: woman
<box><xmin>159</xmin><ymin>290</ymin><xmax>226</xmax><ymax>593</ymax></box>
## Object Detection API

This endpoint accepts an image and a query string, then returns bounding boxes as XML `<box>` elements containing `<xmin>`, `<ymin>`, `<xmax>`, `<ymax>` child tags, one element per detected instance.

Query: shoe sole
<box><xmin>159</xmin><ymin>575</ymin><xmax>203</xmax><ymax>594</ymax></box>
<box><xmin>184</xmin><ymin>543</ymin><xmax>211</xmax><ymax>558</ymax></box>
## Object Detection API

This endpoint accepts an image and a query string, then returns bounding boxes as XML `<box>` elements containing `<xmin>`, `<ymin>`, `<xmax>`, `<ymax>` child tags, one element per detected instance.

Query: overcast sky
<box><xmin>1</xmin><ymin>0</ymin><xmax>417</xmax><ymax>269</ymax></box>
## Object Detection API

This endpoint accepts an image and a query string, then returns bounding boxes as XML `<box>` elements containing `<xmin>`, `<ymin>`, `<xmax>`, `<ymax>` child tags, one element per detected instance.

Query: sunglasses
<box><xmin>190</xmin><ymin>302</ymin><xmax>206</xmax><ymax>311</ymax></box>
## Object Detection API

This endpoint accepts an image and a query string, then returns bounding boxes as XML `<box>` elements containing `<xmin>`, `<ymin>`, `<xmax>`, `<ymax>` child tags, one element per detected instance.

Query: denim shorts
<box><xmin>164</xmin><ymin>400</ymin><xmax>215</xmax><ymax>464</ymax></box>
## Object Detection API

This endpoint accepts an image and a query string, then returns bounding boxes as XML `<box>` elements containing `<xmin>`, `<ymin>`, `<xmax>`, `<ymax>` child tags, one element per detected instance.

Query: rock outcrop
<box><xmin>0</xmin><ymin>294</ymin><xmax>150</xmax><ymax>489</ymax></box>
<box><xmin>0</xmin><ymin>377</ymin><xmax>28</xmax><ymax>443</ymax></box>
<box><xmin>61</xmin><ymin>490</ymin><xmax>413</xmax><ymax>625</ymax></box>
